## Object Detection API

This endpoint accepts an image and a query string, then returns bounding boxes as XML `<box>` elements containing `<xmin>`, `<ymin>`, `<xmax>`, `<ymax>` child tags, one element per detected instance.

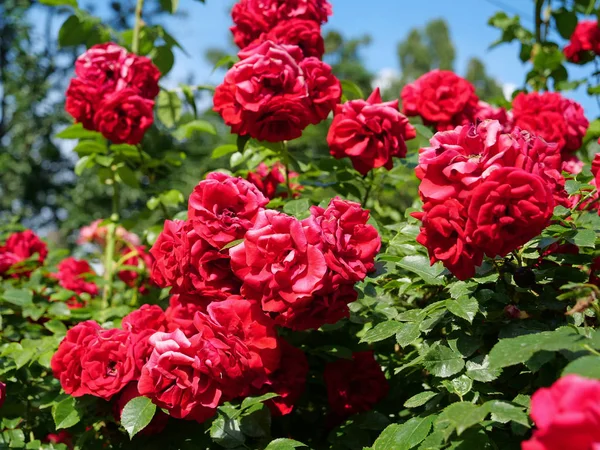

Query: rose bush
<box><xmin>4</xmin><ymin>1</ymin><xmax>600</xmax><ymax>450</ymax></box>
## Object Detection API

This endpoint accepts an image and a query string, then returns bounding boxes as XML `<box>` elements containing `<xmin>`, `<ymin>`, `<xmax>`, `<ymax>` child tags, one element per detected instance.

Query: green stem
<box><xmin>102</xmin><ymin>175</ymin><xmax>120</xmax><ymax>308</ymax></box>
<box><xmin>363</xmin><ymin>172</ymin><xmax>374</xmax><ymax>207</ymax></box>
<box><xmin>534</xmin><ymin>0</ymin><xmax>545</xmax><ymax>43</ymax></box>
<box><xmin>132</xmin><ymin>0</ymin><xmax>145</xmax><ymax>54</ymax></box>
<box><xmin>281</xmin><ymin>141</ymin><xmax>293</xmax><ymax>198</ymax></box>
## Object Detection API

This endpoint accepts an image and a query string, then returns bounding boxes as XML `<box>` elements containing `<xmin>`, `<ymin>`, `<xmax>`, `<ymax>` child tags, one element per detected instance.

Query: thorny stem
<box><xmin>132</xmin><ymin>0</ymin><xmax>145</xmax><ymax>55</ymax></box>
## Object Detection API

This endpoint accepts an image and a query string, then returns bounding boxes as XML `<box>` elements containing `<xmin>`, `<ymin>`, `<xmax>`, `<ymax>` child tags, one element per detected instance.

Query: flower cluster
<box><xmin>327</xmin><ymin>88</ymin><xmax>417</xmax><ymax>175</ymax></box>
<box><xmin>78</xmin><ymin>219</ymin><xmax>141</xmax><ymax>248</ymax></box>
<box><xmin>66</xmin><ymin>43</ymin><xmax>160</xmax><ymax>144</ymax></box>
<box><xmin>246</xmin><ymin>162</ymin><xmax>302</xmax><ymax>199</ymax></box>
<box><xmin>0</xmin><ymin>230</ymin><xmax>47</xmax><ymax>277</ymax></box>
<box><xmin>523</xmin><ymin>375</ymin><xmax>600</xmax><ymax>450</ymax></box>
<box><xmin>414</xmin><ymin>120</ymin><xmax>564</xmax><ymax>280</ymax></box>
<box><xmin>214</xmin><ymin>41</ymin><xmax>341</xmax><ymax>142</ymax></box>
<box><xmin>563</xmin><ymin>20</ymin><xmax>600</xmax><ymax>64</ymax></box>
<box><xmin>230</xmin><ymin>0</ymin><xmax>332</xmax><ymax>56</ymax></box>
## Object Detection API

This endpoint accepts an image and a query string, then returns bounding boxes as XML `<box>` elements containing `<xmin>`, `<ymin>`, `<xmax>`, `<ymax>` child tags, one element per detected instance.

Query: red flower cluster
<box><xmin>66</xmin><ymin>43</ymin><xmax>160</xmax><ymax>144</ymax></box>
<box><xmin>214</xmin><ymin>41</ymin><xmax>341</xmax><ymax>142</ymax></box>
<box><xmin>564</xmin><ymin>20</ymin><xmax>600</xmax><ymax>64</ymax></box>
<box><xmin>328</xmin><ymin>88</ymin><xmax>417</xmax><ymax>175</ymax></box>
<box><xmin>230</xmin><ymin>0</ymin><xmax>331</xmax><ymax>56</ymax></box>
<box><xmin>414</xmin><ymin>120</ymin><xmax>563</xmax><ymax>280</ymax></box>
<box><xmin>51</xmin><ymin>257</ymin><xmax>99</xmax><ymax>308</ymax></box>
<box><xmin>117</xmin><ymin>246</ymin><xmax>156</xmax><ymax>294</ymax></box>
<box><xmin>247</xmin><ymin>162</ymin><xmax>302</xmax><ymax>199</ymax></box>
<box><xmin>512</xmin><ymin>91</ymin><xmax>589</xmax><ymax>155</ymax></box>
<box><xmin>0</xmin><ymin>230</ymin><xmax>47</xmax><ymax>277</ymax></box>
<box><xmin>78</xmin><ymin>219</ymin><xmax>141</xmax><ymax>247</ymax></box>
<box><xmin>522</xmin><ymin>375</ymin><xmax>600</xmax><ymax>450</ymax></box>
<box><xmin>324</xmin><ymin>352</ymin><xmax>388</xmax><ymax>418</ymax></box>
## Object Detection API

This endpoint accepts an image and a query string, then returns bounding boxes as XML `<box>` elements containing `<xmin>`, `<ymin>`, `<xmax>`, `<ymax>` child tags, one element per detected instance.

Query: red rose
<box><xmin>165</xmin><ymin>292</ymin><xmax>229</xmax><ymax>336</ymax></box>
<box><xmin>188</xmin><ymin>172</ymin><xmax>268</xmax><ymax>248</ymax></box>
<box><xmin>0</xmin><ymin>381</ymin><xmax>5</xmax><ymax>409</ymax></box>
<box><xmin>306</xmin><ymin>198</ymin><xmax>381</xmax><ymax>282</ymax></box>
<box><xmin>139</xmin><ymin>299</ymin><xmax>280</xmax><ymax>422</ymax></box>
<box><xmin>230</xmin><ymin>0</ymin><xmax>332</xmax><ymax>48</ymax></box>
<box><xmin>117</xmin><ymin>246</ymin><xmax>155</xmax><ymax>293</ymax></box>
<box><xmin>302</xmin><ymin>56</ymin><xmax>342</xmax><ymax>124</ymax></box>
<box><xmin>114</xmin><ymin>383</ymin><xmax>169</xmax><ymax>435</ymax></box>
<box><xmin>46</xmin><ymin>430</ymin><xmax>73</xmax><ymax>449</ymax></box>
<box><xmin>324</xmin><ymin>351</ymin><xmax>389</xmax><ymax>417</ymax></box>
<box><xmin>247</xmin><ymin>162</ymin><xmax>302</xmax><ymax>199</ymax></box>
<box><xmin>415</xmin><ymin>199</ymin><xmax>483</xmax><ymax>281</ymax></box>
<box><xmin>0</xmin><ymin>230</ymin><xmax>47</xmax><ymax>277</ymax></box>
<box><xmin>119</xmin><ymin>54</ymin><xmax>161</xmax><ymax>99</ymax></box>
<box><xmin>257</xmin><ymin>340</ymin><xmax>308</xmax><ymax>416</ymax></box>
<box><xmin>474</xmin><ymin>101</ymin><xmax>512</xmax><ymax>132</ymax></box>
<box><xmin>401</xmin><ymin>70</ymin><xmax>479</xmax><ymax>131</ymax></box>
<box><xmin>522</xmin><ymin>375</ymin><xmax>600</xmax><ymax>450</ymax></box>
<box><xmin>466</xmin><ymin>167</ymin><xmax>554</xmax><ymax>258</ymax></box>
<box><xmin>51</xmin><ymin>321</ymin><xmax>102</xmax><ymax>397</ymax></box>
<box><xmin>149</xmin><ymin>220</ymin><xmax>239</xmax><ymax>295</ymax></box>
<box><xmin>214</xmin><ymin>41</ymin><xmax>338</xmax><ymax>142</ymax></box>
<box><xmin>512</xmin><ymin>92</ymin><xmax>589</xmax><ymax>153</ymax></box>
<box><xmin>564</xmin><ymin>20</ymin><xmax>600</xmax><ymax>63</ymax></box>
<box><xmin>328</xmin><ymin>88</ymin><xmax>415</xmax><ymax>175</ymax></box>
<box><xmin>79</xmin><ymin>328</ymin><xmax>138</xmax><ymax>400</ymax></box>
<box><xmin>65</xmin><ymin>79</ymin><xmax>99</xmax><ymax>129</ymax></box>
<box><xmin>230</xmin><ymin>209</ymin><xmax>328</xmax><ymax>326</ymax></box>
<box><xmin>563</xmin><ymin>155</ymin><xmax>584</xmax><ymax>175</ymax></box>
<box><xmin>252</xmin><ymin>19</ymin><xmax>325</xmax><ymax>58</ymax></box>
<box><xmin>51</xmin><ymin>257</ymin><xmax>98</xmax><ymax>297</ymax></box>
<box><xmin>122</xmin><ymin>304</ymin><xmax>167</xmax><ymax>334</ymax></box>
<box><xmin>74</xmin><ymin>43</ymin><xmax>128</xmax><ymax>91</ymax></box>
<box><xmin>93</xmin><ymin>88</ymin><xmax>154</xmax><ymax>145</ymax></box>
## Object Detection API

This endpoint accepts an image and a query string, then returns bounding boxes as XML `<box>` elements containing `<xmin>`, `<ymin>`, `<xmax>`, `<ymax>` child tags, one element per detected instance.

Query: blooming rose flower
<box><xmin>139</xmin><ymin>299</ymin><xmax>280</xmax><ymax>422</ymax></box>
<box><xmin>93</xmin><ymin>88</ymin><xmax>154</xmax><ymax>145</ymax></box>
<box><xmin>324</xmin><ymin>352</ymin><xmax>389</xmax><ymax>417</ymax></box>
<box><xmin>522</xmin><ymin>375</ymin><xmax>600</xmax><ymax>450</ymax></box>
<box><xmin>75</xmin><ymin>43</ymin><xmax>128</xmax><ymax>90</ymax></box>
<box><xmin>230</xmin><ymin>0</ymin><xmax>332</xmax><ymax>48</ymax></box>
<box><xmin>414</xmin><ymin>199</ymin><xmax>484</xmax><ymax>281</ymax></box>
<box><xmin>77</xmin><ymin>219</ymin><xmax>141</xmax><ymax>247</ymax></box>
<box><xmin>255</xmin><ymin>340</ymin><xmax>308</xmax><ymax>416</ymax></box>
<box><xmin>474</xmin><ymin>101</ymin><xmax>512</xmax><ymax>132</ymax></box>
<box><xmin>0</xmin><ymin>230</ymin><xmax>47</xmax><ymax>277</ymax></box>
<box><xmin>250</xmin><ymin>19</ymin><xmax>325</xmax><ymax>58</ymax></box>
<box><xmin>119</xmin><ymin>54</ymin><xmax>161</xmax><ymax>99</ymax></box>
<box><xmin>51</xmin><ymin>257</ymin><xmax>98</xmax><ymax>297</ymax></box>
<box><xmin>465</xmin><ymin>167</ymin><xmax>554</xmax><ymax>258</ymax></box>
<box><xmin>165</xmin><ymin>292</ymin><xmax>229</xmax><ymax>336</ymax></box>
<box><xmin>306</xmin><ymin>198</ymin><xmax>381</xmax><ymax>282</ymax></box>
<box><xmin>214</xmin><ymin>41</ymin><xmax>339</xmax><ymax>142</ymax></box>
<box><xmin>188</xmin><ymin>172</ymin><xmax>268</xmax><ymax>248</ymax></box>
<box><xmin>564</xmin><ymin>20</ymin><xmax>600</xmax><ymax>64</ymax></box>
<box><xmin>65</xmin><ymin>79</ymin><xmax>99</xmax><ymax>129</ymax></box>
<box><xmin>122</xmin><ymin>305</ymin><xmax>167</xmax><ymax>334</ymax></box>
<box><xmin>114</xmin><ymin>383</ymin><xmax>169</xmax><ymax>435</ymax></box>
<box><xmin>401</xmin><ymin>70</ymin><xmax>479</xmax><ymax>131</ymax></box>
<box><xmin>512</xmin><ymin>92</ymin><xmax>589</xmax><ymax>153</ymax></box>
<box><xmin>46</xmin><ymin>430</ymin><xmax>73</xmax><ymax>449</ymax></box>
<box><xmin>51</xmin><ymin>321</ymin><xmax>102</xmax><ymax>397</ymax></box>
<box><xmin>246</xmin><ymin>162</ymin><xmax>302</xmax><ymax>199</ymax></box>
<box><xmin>117</xmin><ymin>246</ymin><xmax>155</xmax><ymax>293</ymax></box>
<box><xmin>230</xmin><ymin>209</ymin><xmax>328</xmax><ymax>326</ymax></box>
<box><xmin>150</xmin><ymin>220</ymin><xmax>239</xmax><ymax>295</ymax></box>
<box><xmin>328</xmin><ymin>88</ymin><xmax>416</xmax><ymax>175</ymax></box>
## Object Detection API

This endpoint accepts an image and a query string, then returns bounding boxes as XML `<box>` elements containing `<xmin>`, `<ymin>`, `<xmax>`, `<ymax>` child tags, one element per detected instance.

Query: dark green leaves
<box><xmin>2</xmin><ymin>289</ymin><xmax>33</xmax><ymax>307</ymax></box>
<box><xmin>361</xmin><ymin>321</ymin><xmax>403</xmax><ymax>343</ymax></box>
<box><xmin>52</xmin><ymin>397</ymin><xmax>81</xmax><ymax>430</ymax></box>
<box><xmin>121</xmin><ymin>397</ymin><xmax>157</xmax><ymax>439</ymax></box>
<box><xmin>563</xmin><ymin>356</ymin><xmax>600</xmax><ymax>378</ymax></box>
<box><xmin>423</xmin><ymin>345</ymin><xmax>464</xmax><ymax>378</ymax></box>
<box><xmin>372</xmin><ymin>417</ymin><xmax>434</xmax><ymax>450</ymax></box>
<box><xmin>157</xmin><ymin>90</ymin><xmax>182</xmax><ymax>128</ymax></box>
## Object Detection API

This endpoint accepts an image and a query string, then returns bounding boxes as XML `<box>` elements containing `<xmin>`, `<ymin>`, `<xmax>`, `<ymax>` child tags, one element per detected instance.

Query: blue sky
<box><xmin>152</xmin><ymin>0</ymin><xmax>597</xmax><ymax>116</ymax></box>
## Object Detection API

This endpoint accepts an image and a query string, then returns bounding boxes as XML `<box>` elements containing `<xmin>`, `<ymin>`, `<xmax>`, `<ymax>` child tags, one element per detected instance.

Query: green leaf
<box><xmin>265</xmin><ymin>439</ymin><xmax>307</xmax><ymax>450</ymax></box>
<box><xmin>423</xmin><ymin>345</ymin><xmax>465</xmax><ymax>378</ymax></box>
<box><xmin>340</xmin><ymin>79</ymin><xmax>364</xmax><ymax>100</ymax></box>
<box><xmin>573</xmin><ymin>229</ymin><xmax>596</xmax><ymax>248</ymax></box>
<box><xmin>446</xmin><ymin>296</ymin><xmax>478</xmax><ymax>323</ymax></box>
<box><xmin>396</xmin><ymin>322</ymin><xmax>421</xmax><ymax>347</ymax></box>
<box><xmin>212</xmin><ymin>144</ymin><xmax>238</xmax><ymax>159</ymax></box>
<box><xmin>241</xmin><ymin>393</ymin><xmax>279</xmax><ymax>410</ymax></box>
<box><xmin>466</xmin><ymin>355</ymin><xmax>501</xmax><ymax>382</ymax></box>
<box><xmin>373</xmin><ymin>416</ymin><xmax>434</xmax><ymax>450</ymax></box>
<box><xmin>404</xmin><ymin>392</ymin><xmax>438</xmax><ymax>408</ymax></box>
<box><xmin>563</xmin><ymin>355</ymin><xmax>600</xmax><ymax>379</ymax></box>
<box><xmin>484</xmin><ymin>400</ymin><xmax>529</xmax><ymax>427</ymax></box>
<box><xmin>73</xmin><ymin>140</ymin><xmax>107</xmax><ymax>156</ymax></box>
<box><xmin>156</xmin><ymin>90</ymin><xmax>182</xmax><ymax>128</ymax></box>
<box><xmin>58</xmin><ymin>15</ymin><xmax>84</xmax><ymax>47</ymax></box>
<box><xmin>435</xmin><ymin>402</ymin><xmax>488</xmax><ymax>436</ymax></box>
<box><xmin>52</xmin><ymin>397</ymin><xmax>81</xmax><ymax>430</ymax></box>
<box><xmin>56</xmin><ymin>123</ymin><xmax>103</xmax><ymax>140</ymax></box>
<box><xmin>240</xmin><ymin>403</ymin><xmax>271</xmax><ymax>438</ymax></box>
<box><xmin>552</xmin><ymin>8</ymin><xmax>578</xmax><ymax>39</ymax></box>
<box><xmin>414</xmin><ymin>124</ymin><xmax>434</xmax><ymax>140</ymax></box>
<box><xmin>361</xmin><ymin>321</ymin><xmax>404</xmax><ymax>343</ymax></box>
<box><xmin>394</xmin><ymin>255</ymin><xmax>445</xmax><ymax>285</ymax></box>
<box><xmin>44</xmin><ymin>320</ymin><xmax>67</xmax><ymax>336</ymax></box>
<box><xmin>283</xmin><ymin>199</ymin><xmax>310</xmax><ymax>218</ymax></box>
<box><xmin>2</xmin><ymin>289</ymin><xmax>33</xmax><ymax>307</ymax></box>
<box><xmin>116</xmin><ymin>165</ymin><xmax>140</xmax><ymax>189</ymax></box>
<box><xmin>121</xmin><ymin>397</ymin><xmax>156</xmax><ymax>439</ymax></box>
<box><xmin>75</xmin><ymin>156</ymin><xmax>94</xmax><ymax>176</ymax></box>
<box><xmin>150</xmin><ymin>45</ymin><xmax>175</xmax><ymax>76</ymax></box>
<box><xmin>449</xmin><ymin>375</ymin><xmax>473</xmax><ymax>398</ymax></box>
<box><xmin>174</xmin><ymin>120</ymin><xmax>217</xmax><ymax>140</ymax></box>
<box><xmin>39</xmin><ymin>0</ymin><xmax>78</xmax><ymax>6</ymax></box>
<box><xmin>159</xmin><ymin>0</ymin><xmax>179</xmax><ymax>14</ymax></box>
<box><xmin>488</xmin><ymin>327</ymin><xmax>589</xmax><ymax>370</ymax></box>
<box><xmin>47</xmin><ymin>302</ymin><xmax>71</xmax><ymax>318</ymax></box>
<box><xmin>210</xmin><ymin>411</ymin><xmax>245</xmax><ymax>449</ymax></box>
